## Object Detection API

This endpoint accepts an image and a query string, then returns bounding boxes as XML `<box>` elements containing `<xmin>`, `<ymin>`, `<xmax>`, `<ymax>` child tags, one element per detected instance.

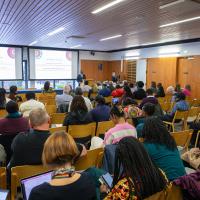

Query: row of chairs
<box><xmin>0</xmin><ymin>147</ymin><xmax>104</xmax><ymax>200</ymax></box>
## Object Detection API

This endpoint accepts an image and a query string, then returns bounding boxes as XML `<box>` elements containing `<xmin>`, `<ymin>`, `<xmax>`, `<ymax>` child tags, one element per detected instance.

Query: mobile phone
<box><xmin>100</xmin><ymin>173</ymin><xmax>113</xmax><ymax>188</ymax></box>
<box><xmin>112</xmin><ymin>98</ymin><xmax>119</xmax><ymax>104</ymax></box>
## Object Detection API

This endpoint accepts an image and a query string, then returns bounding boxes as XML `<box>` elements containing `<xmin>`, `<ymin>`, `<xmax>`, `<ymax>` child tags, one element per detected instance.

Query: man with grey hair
<box><xmin>9</xmin><ymin>108</ymin><xmax>86</xmax><ymax>168</ymax></box>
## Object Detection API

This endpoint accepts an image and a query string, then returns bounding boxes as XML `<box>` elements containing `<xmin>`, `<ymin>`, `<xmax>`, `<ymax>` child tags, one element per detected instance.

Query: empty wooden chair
<box><xmin>0</xmin><ymin>167</ymin><xmax>6</xmax><ymax>189</ymax></box>
<box><xmin>50</xmin><ymin>113</ymin><xmax>66</xmax><ymax>126</ymax></box>
<box><xmin>164</xmin><ymin>110</ymin><xmax>189</xmax><ymax>132</ymax></box>
<box><xmin>96</xmin><ymin>121</ymin><xmax>115</xmax><ymax>137</ymax></box>
<box><xmin>49</xmin><ymin>126</ymin><xmax>66</xmax><ymax>134</ymax></box>
<box><xmin>45</xmin><ymin>105</ymin><xmax>57</xmax><ymax>115</ymax></box>
<box><xmin>171</xmin><ymin>129</ymin><xmax>193</xmax><ymax>151</ymax></box>
<box><xmin>11</xmin><ymin>165</ymin><xmax>50</xmax><ymax>200</ymax></box>
<box><xmin>187</xmin><ymin>107</ymin><xmax>200</xmax><ymax>123</ymax></box>
<box><xmin>68</xmin><ymin>123</ymin><xmax>96</xmax><ymax>145</ymax></box>
<box><xmin>75</xmin><ymin>148</ymin><xmax>104</xmax><ymax>171</ymax></box>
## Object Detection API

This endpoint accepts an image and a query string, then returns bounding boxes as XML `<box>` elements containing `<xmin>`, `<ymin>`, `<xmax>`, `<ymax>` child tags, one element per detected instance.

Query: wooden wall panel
<box><xmin>177</xmin><ymin>56</ymin><xmax>200</xmax><ymax>99</ymax></box>
<box><xmin>146</xmin><ymin>58</ymin><xmax>177</xmax><ymax>89</ymax></box>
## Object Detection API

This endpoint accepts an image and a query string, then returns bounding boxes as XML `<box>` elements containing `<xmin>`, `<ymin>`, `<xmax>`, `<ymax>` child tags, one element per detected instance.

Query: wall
<box><xmin>136</xmin><ymin>59</ymin><xmax>147</xmax><ymax>87</ymax></box>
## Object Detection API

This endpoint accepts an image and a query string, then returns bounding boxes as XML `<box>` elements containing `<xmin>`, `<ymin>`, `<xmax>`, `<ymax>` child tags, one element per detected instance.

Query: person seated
<box><xmin>156</xmin><ymin>83</ymin><xmax>165</xmax><ymax>97</ymax></box>
<box><xmin>0</xmin><ymin>100</ymin><xmax>29</xmax><ymax>135</ymax></box>
<box><xmin>81</xmin><ymin>80</ymin><xmax>92</xmax><ymax>93</ymax></box>
<box><xmin>133</xmin><ymin>81</ymin><xmax>146</xmax><ymax>100</ymax></box>
<box><xmin>139</xmin><ymin>88</ymin><xmax>158</xmax><ymax>109</ymax></box>
<box><xmin>42</xmin><ymin>81</ymin><xmax>53</xmax><ymax>93</ymax></box>
<box><xmin>136</xmin><ymin>103</ymin><xmax>155</xmax><ymax>138</ymax></box>
<box><xmin>98</xmin><ymin>84</ymin><xmax>111</xmax><ymax>97</ymax></box>
<box><xmin>111</xmin><ymin>85</ymin><xmax>124</xmax><ymax>98</ymax></box>
<box><xmin>108</xmin><ymin>81</ymin><xmax>115</xmax><ymax>92</ymax></box>
<box><xmin>142</xmin><ymin>117</ymin><xmax>186</xmax><ymax>181</ymax></box>
<box><xmin>10</xmin><ymin>108</ymin><xmax>86</xmax><ymax>168</ymax></box>
<box><xmin>68</xmin><ymin>87</ymin><xmax>93</xmax><ymax>112</ymax></box>
<box><xmin>90</xmin><ymin>95</ymin><xmax>111</xmax><ymax>122</ymax></box>
<box><xmin>63</xmin><ymin>95</ymin><xmax>93</xmax><ymax>126</ymax></box>
<box><xmin>104</xmin><ymin>105</ymin><xmax>137</xmax><ymax>145</ymax></box>
<box><xmin>55</xmin><ymin>85</ymin><xmax>73</xmax><ymax>109</ymax></box>
<box><xmin>77</xmin><ymin>71</ymin><xmax>84</xmax><ymax>84</ymax></box>
<box><xmin>119</xmin><ymin>86</ymin><xmax>136</xmax><ymax>106</ymax></box>
<box><xmin>0</xmin><ymin>88</ymin><xmax>10</xmax><ymax>109</ymax></box>
<box><xmin>150</xmin><ymin>81</ymin><xmax>157</xmax><ymax>94</ymax></box>
<box><xmin>19</xmin><ymin>92</ymin><xmax>45</xmax><ymax>117</ymax></box>
<box><xmin>182</xmin><ymin>84</ymin><xmax>191</xmax><ymax>97</ymax></box>
<box><xmin>8</xmin><ymin>85</ymin><xmax>22</xmax><ymax>102</ymax></box>
<box><xmin>29</xmin><ymin>131</ymin><xmax>96</xmax><ymax>200</ymax></box>
<box><xmin>162</xmin><ymin>92</ymin><xmax>189</xmax><ymax>122</ymax></box>
<box><xmin>129</xmin><ymin>83</ymin><xmax>136</xmax><ymax>93</ymax></box>
<box><xmin>100</xmin><ymin>137</ymin><xmax>168</xmax><ymax>199</ymax></box>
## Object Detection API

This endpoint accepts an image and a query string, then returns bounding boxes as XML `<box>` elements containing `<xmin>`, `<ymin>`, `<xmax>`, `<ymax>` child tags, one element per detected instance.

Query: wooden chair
<box><xmin>68</xmin><ymin>123</ymin><xmax>96</xmax><ymax>144</ymax></box>
<box><xmin>75</xmin><ymin>148</ymin><xmax>104</xmax><ymax>171</ymax></box>
<box><xmin>195</xmin><ymin>130</ymin><xmax>200</xmax><ymax>148</ymax></box>
<box><xmin>11</xmin><ymin>165</ymin><xmax>50</xmax><ymax>200</ymax></box>
<box><xmin>126</xmin><ymin>118</ymin><xmax>133</xmax><ymax>125</ymax></box>
<box><xmin>45</xmin><ymin>105</ymin><xmax>57</xmax><ymax>115</ymax></box>
<box><xmin>160</xmin><ymin>102</ymin><xmax>172</xmax><ymax>113</ymax></box>
<box><xmin>49</xmin><ymin>126</ymin><xmax>66</xmax><ymax>134</ymax></box>
<box><xmin>164</xmin><ymin>110</ymin><xmax>189</xmax><ymax>132</ymax></box>
<box><xmin>83</xmin><ymin>92</ymin><xmax>89</xmax><ymax>97</ymax></box>
<box><xmin>18</xmin><ymin>94</ymin><xmax>26</xmax><ymax>102</ymax></box>
<box><xmin>90</xmin><ymin>92</ymin><xmax>98</xmax><ymax>99</ymax></box>
<box><xmin>104</xmin><ymin>96</ymin><xmax>113</xmax><ymax>104</ymax></box>
<box><xmin>187</xmin><ymin>107</ymin><xmax>200</xmax><ymax>123</ymax></box>
<box><xmin>0</xmin><ymin>167</ymin><xmax>6</xmax><ymax>189</ymax></box>
<box><xmin>0</xmin><ymin>109</ymin><xmax>7</xmax><ymax>118</ymax></box>
<box><xmin>171</xmin><ymin>129</ymin><xmax>193</xmax><ymax>151</ymax></box>
<box><xmin>96</xmin><ymin>121</ymin><xmax>115</xmax><ymax>137</ymax></box>
<box><xmin>50</xmin><ymin>113</ymin><xmax>66</xmax><ymax>126</ymax></box>
<box><xmin>192</xmin><ymin>99</ymin><xmax>200</xmax><ymax>107</ymax></box>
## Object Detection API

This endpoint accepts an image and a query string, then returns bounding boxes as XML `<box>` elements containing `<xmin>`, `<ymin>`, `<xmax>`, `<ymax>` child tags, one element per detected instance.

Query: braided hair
<box><xmin>142</xmin><ymin>117</ymin><xmax>177</xmax><ymax>150</ymax></box>
<box><xmin>113</xmin><ymin>137</ymin><xmax>167</xmax><ymax>199</ymax></box>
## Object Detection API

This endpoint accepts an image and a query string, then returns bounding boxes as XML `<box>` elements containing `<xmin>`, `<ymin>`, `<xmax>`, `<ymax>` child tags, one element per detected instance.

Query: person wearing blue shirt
<box><xmin>142</xmin><ymin>117</ymin><xmax>186</xmax><ymax>181</ymax></box>
<box><xmin>98</xmin><ymin>84</ymin><xmax>111</xmax><ymax>97</ymax></box>
<box><xmin>162</xmin><ymin>92</ymin><xmax>189</xmax><ymax>122</ymax></box>
<box><xmin>90</xmin><ymin>95</ymin><xmax>111</xmax><ymax>122</ymax></box>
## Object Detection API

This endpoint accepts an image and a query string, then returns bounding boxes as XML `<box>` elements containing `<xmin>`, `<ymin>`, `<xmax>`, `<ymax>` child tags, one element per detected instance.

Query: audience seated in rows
<box><xmin>63</xmin><ymin>95</ymin><xmax>93</xmax><ymax>126</ymax></box>
<box><xmin>0</xmin><ymin>100</ymin><xmax>29</xmax><ymax>135</ymax></box>
<box><xmin>162</xmin><ymin>92</ymin><xmax>189</xmax><ymax>122</ymax></box>
<box><xmin>42</xmin><ymin>81</ymin><xmax>54</xmax><ymax>93</ymax></box>
<box><xmin>29</xmin><ymin>131</ymin><xmax>96</xmax><ymax>200</ymax></box>
<box><xmin>100</xmin><ymin>137</ymin><xmax>168</xmax><ymax>199</ymax></box>
<box><xmin>19</xmin><ymin>92</ymin><xmax>45</xmax><ymax>117</ymax></box>
<box><xmin>55</xmin><ymin>85</ymin><xmax>73</xmax><ymax>111</ymax></box>
<box><xmin>142</xmin><ymin>117</ymin><xmax>186</xmax><ymax>181</ymax></box>
<box><xmin>98</xmin><ymin>83</ymin><xmax>111</xmax><ymax>97</ymax></box>
<box><xmin>0</xmin><ymin>88</ymin><xmax>10</xmax><ymax>109</ymax></box>
<box><xmin>90</xmin><ymin>95</ymin><xmax>111</xmax><ymax>122</ymax></box>
<box><xmin>119</xmin><ymin>85</ymin><xmax>135</xmax><ymax>106</ymax></box>
<box><xmin>10</xmin><ymin>108</ymin><xmax>85</xmax><ymax>169</ymax></box>
<box><xmin>111</xmin><ymin>85</ymin><xmax>124</xmax><ymax>97</ymax></box>
<box><xmin>8</xmin><ymin>85</ymin><xmax>22</xmax><ymax>102</ymax></box>
<box><xmin>68</xmin><ymin>87</ymin><xmax>93</xmax><ymax>112</ymax></box>
<box><xmin>139</xmin><ymin>88</ymin><xmax>158</xmax><ymax>109</ymax></box>
<box><xmin>156</xmin><ymin>82</ymin><xmax>165</xmax><ymax>97</ymax></box>
<box><xmin>81</xmin><ymin>80</ymin><xmax>92</xmax><ymax>92</ymax></box>
<box><xmin>133</xmin><ymin>81</ymin><xmax>146</xmax><ymax>100</ymax></box>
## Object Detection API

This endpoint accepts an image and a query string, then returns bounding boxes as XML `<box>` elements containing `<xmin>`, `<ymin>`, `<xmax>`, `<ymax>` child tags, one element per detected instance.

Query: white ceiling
<box><xmin>0</xmin><ymin>0</ymin><xmax>200</xmax><ymax>51</ymax></box>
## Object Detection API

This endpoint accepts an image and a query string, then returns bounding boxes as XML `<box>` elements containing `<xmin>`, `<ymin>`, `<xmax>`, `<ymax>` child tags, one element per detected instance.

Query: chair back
<box><xmin>50</xmin><ymin>113</ymin><xmax>66</xmax><ymax>126</ymax></box>
<box><xmin>18</xmin><ymin>94</ymin><xmax>26</xmax><ymax>102</ymax></box>
<box><xmin>0</xmin><ymin>167</ymin><xmax>6</xmax><ymax>189</ymax></box>
<box><xmin>171</xmin><ymin>129</ymin><xmax>193</xmax><ymax>150</ymax></box>
<box><xmin>126</xmin><ymin>118</ymin><xmax>133</xmax><ymax>125</ymax></box>
<box><xmin>160</xmin><ymin>102</ymin><xmax>171</xmax><ymax>113</ymax></box>
<box><xmin>68</xmin><ymin>123</ymin><xmax>96</xmax><ymax>145</ymax></box>
<box><xmin>83</xmin><ymin>92</ymin><xmax>89</xmax><ymax>97</ymax></box>
<box><xmin>173</xmin><ymin>110</ymin><xmax>189</xmax><ymax>130</ymax></box>
<box><xmin>0</xmin><ymin>109</ymin><xmax>7</xmax><ymax>118</ymax></box>
<box><xmin>90</xmin><ymin>92</ymin><xmax>98</xmax><ymax>99</ymax></box>
<box><xmin>192</xmin><ymin>99</ymin><xmax>200</xmax><ymax>107</ymax></box>
<box><xmin>104</xmin><ymin>96</ymin><xmax>113</xmax><ymax>104</ymax></box>
<box><xmin>187</xmin><ymin>107</ymin><xmax>200</xmax><ymax>122</ymax></box>
<box><xmin>96</xmin><ymin>121</ymin><xmax>115</xmax><ymax>137</ymax></box>
<box><xmin>49</xmin><ymin>126</ymin><xmax>66</xmax><ymax>134</ymax></box>
<box><xmin>75</xmin><ymin>148</ymin><xmax>103</xmax><ymax>171</ymax></box>
<box><xmin>45</xmin><ymin>105</ymin><xmax>57</xmax><ymax>115</ymax></box>
<box><xmin>11</xmin><ymin>165</ymin><xmax>50</xmax><ymax>200</ymax></box>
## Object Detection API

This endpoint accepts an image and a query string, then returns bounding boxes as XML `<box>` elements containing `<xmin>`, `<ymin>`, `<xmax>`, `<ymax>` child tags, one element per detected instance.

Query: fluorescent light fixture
<box><xmin>124</xmin><ymin>56</ymin><xmax>140</xmax><ymax>60</ymax></box>
<box><xmin>125</xmin><ymin>52</ymin><xmax>140</xmax><ymax>57</ymax></box>
<box><xmin>160</xmin><ymin>16</ymin><xmax>200</xmax><ymax>27</ymax></box>
<box><xmin>159</xmin><ymin>54</ymin><xmax>180</xmax><ymax>58</ymax></box>
<box><xmin>70</xmin><ymin>44</ymin><xmax>82</xmax><ymax>48</ymax></box>
<box><xmin>29</xmin><ymin>41</ymin><xmax>38</xmax><ymax>46</ymax></box>
<box><xmin>47</xmin><ymin>27</ymin><xmax>65</xmax><ymax>36</ymax></box>
<box><xmin>159</xmin><ymin>48</ymin><xmax>180</xmax><ymax>54</ymax></box>
<box><xmin>100</xmin><ymin>34</ymin><xmax>122</xmax><ymax>41</ymax></box>
<box><xmin>159</xmin><ymin>0</ymin><xmax>185</xmax><ymax>9</ymax></box>
<box><xmin>92</xmin><ymin>0</ymin><xmax>125</xmax><ymax>14</ymax></box>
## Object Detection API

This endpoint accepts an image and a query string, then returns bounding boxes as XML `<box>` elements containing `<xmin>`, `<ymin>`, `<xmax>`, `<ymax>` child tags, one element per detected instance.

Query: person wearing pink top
<box><xmin>182</xmin><ymin>84</ymin><xmax>191</xmax><ymax>97</ymax></box>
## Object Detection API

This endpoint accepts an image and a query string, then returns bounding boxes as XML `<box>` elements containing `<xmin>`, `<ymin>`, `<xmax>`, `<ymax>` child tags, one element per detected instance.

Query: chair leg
<box><xmin>195</xmin><ymin>131</ymin><xmax>200</xmax><ymax>148</ymax></box>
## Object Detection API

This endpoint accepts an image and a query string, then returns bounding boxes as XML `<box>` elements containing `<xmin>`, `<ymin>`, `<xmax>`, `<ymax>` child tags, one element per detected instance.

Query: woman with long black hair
<box><xmin>101</xmin><ymin>137</ymin><xmax>168</xmax><ymax>199</ymax></box>
<box><xmin>142</xmin><ymin>117</ymin><xmax>186</xmax><ymax>181</ymax></box>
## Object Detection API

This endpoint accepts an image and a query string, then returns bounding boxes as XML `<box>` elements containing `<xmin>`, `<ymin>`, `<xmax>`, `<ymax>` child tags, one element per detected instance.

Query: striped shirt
<box><xmin>103</xmin><ymin>122</ymin><xmax>137</xmax><ymax>145</ymax></box>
